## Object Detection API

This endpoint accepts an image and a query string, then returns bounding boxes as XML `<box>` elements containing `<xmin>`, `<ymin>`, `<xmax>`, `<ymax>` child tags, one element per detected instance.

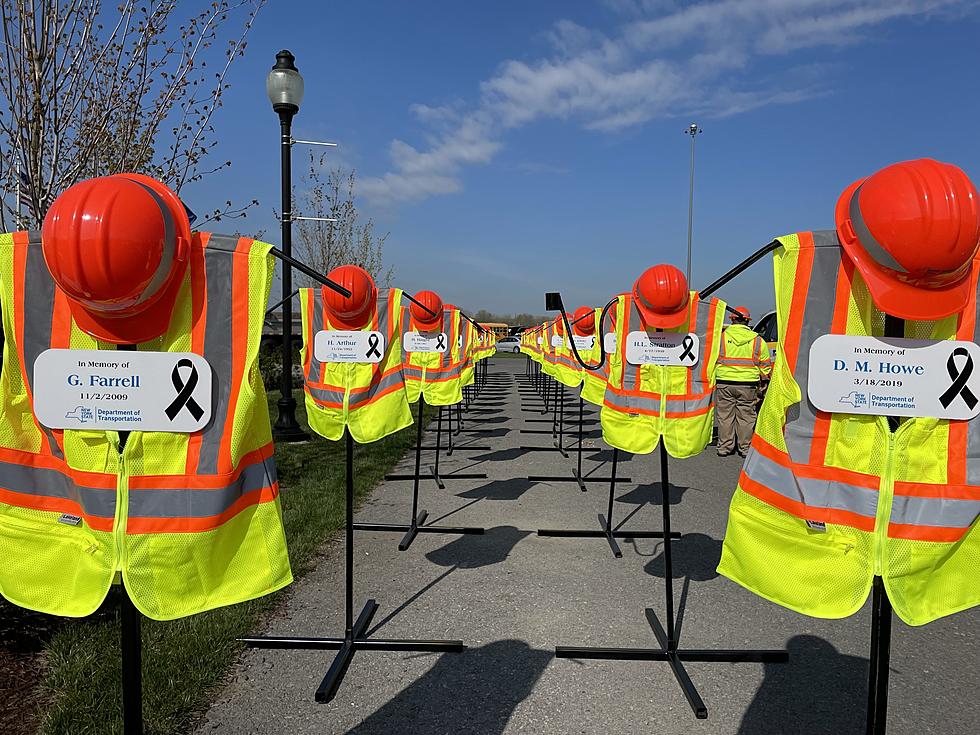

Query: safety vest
<box><xmin>551</xmin><ymin>323</ymin><xmax>583</xmax><ymax>389</ymax></box>
<box><xmin>579</xmin><ymin>308</ymin><xmax>608</xmax><ymax>407</ymax></box>
<box><xmin>459</xmin><ymin>316</ymin><xmax>476</xmax><ymax>387</ymax></box>
<box><xmin>718</xmin><ymin>231</ymin><xmax>980</xmax><ymax>626</ymax></box>
<box><xmin>0</xmin><ymin>231</ymin><xmax>291</xmax><ymax>621</ymax></box>
<box><xmin>299</xmin><ymin>287</ymin><xmax>413</xmax><ymax>443</ymax></box>
<box><xmin>402</xmin><ymin>305</ymin><xmax>463</xmax><ymax>406</ymax></box>
<box><xmin>602</xmin><ymin>291</ymin><xmax>726</xmax><ymax>457</ymax></box>
<box><xmin>717</xmin><ymin>324</ymin><xmax>773</xmax><ymax>383</ymax></box>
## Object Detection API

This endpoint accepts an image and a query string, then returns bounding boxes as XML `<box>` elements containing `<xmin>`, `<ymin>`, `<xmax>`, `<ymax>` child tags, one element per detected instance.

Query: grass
<box><xmin>14</xmin><ymin>390</ymin><xmax>431</xmax><ymax>735</ymax></box>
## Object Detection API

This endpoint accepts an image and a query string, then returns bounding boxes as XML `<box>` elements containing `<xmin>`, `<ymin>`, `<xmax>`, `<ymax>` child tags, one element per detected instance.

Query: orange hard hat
<box><xmin>835</xmin><ymin>158</ymin><xmax>980</xmax><ymax>320</ymax></box>
<box><xmin>731</xmin><ymin>306</ymin><xmax>751</xmax><ymax>322</ymax></box>
<box><xmin>411</xmin><ymin>290</ymin><xmax>444</xmax><ymax>330</ymax></box>
<box><xmin>323</xmin><ymin>264</ymin><xmax>377</xmax><ymax>329</ymax></box>
<box><xmin>572</xmin><ymin>306</ymin><xmax>595</xmax><ymax>335</ymax></box>
<box><xmin>554</xmin><ymin>318</ymin><xmax>565</xmax><ymax>336</ymax></box>
<box><xmin>632</xmin><ymin>264</ymin><xmax>690</xmax><ymax>328</ymax></box>
<box><xmin>41</xmin><ymin>174</ymin><xmax>192</xmax><ymax>344</ymax></box>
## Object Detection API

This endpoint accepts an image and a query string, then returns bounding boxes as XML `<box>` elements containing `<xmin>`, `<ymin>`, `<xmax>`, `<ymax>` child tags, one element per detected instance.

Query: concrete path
<box><xmin>198</xmin><ymin>357</ymin><xmax>978</xmax><ymax>735</ymax></box>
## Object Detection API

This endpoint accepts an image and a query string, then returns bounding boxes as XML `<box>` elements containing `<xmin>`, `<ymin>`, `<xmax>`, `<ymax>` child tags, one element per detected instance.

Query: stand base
<box><xmin>242</xmin><ymin>599</ymin><xmax>465</xmax><ymax>704</ymax></box>
<box><xmin>556</xmin><ymin>608</ymin><xmax>787</xmax><ymax>719</ymax></box>
<box><xmin>353</xmin><ymin>510</ymin><xmax>485</xmax><ymax>551</ymax></box>
<box><xmin>538</xmin><ymin>514</ymin><xmax>680</xmax><ymax>558</ymax></box>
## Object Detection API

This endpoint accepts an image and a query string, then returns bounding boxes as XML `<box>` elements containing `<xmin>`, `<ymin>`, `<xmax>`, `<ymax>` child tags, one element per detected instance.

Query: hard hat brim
<box><xmin>836</xmin><ymin>179</ymin><xmax>976</xmax><ymax>321</ymax></box>
<box><xmin>66</xmin><ymin>265</ymin><xmax>185</xmax><ymax>345</ymax></box>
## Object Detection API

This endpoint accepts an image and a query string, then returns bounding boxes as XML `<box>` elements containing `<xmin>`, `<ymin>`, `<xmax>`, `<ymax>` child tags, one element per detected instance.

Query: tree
<box><xmin>0</xmin><ymin>0</ymin><xmax>264</xmax><ymax>230</ymax></box>
<box><xmin>293</xmin><ymin>149</ymin><xmax>392</xmax><ymax>285</ymax></box>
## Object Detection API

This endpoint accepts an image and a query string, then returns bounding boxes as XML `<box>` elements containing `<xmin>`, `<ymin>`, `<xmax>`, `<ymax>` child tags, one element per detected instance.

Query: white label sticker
<box><xmin>572</xmin><ymin>335</ymin><xmax>595</xmax><ymax>350</ymax></box>
<box><xmin>625</xmin><ymin>331</ymin><xmax>700</xmax><ymax>366</ymax></box>
<box><xmin>807</xmin><ymin>335</ymin><xmax>980</xmax><ymax>420</ymax></box>
<box><xmin>458</xmin><ymin>334</ymin><xmax>463</xmax><ymax>349</ymax></box>
<box><xmin>33</xmin><ymin>349</ymin><xmax>213</xmax><ymax>432</ymax></box>
<box><xmin>537</xmin><ymin>336</ymin><xmax>543</xmax><ymax>345</ymax></box>
<box><xmin>603</xmin><ymin>333</ymin><xmax>617</xmax><ymax>353</ymax></box>
<box><xmin>551</xmin><ymin>334</ymin><xmax>564</xmax><ymax>348</ymax></box>
<box><xmin>404</xmin><ymin>332</ymin><xmax>449</xmax><ymax>353</ymax></box>
<box><xmin>314</xmin><ymin>330</ymin><xmax>386</xmax><ymax>363</ymax></box>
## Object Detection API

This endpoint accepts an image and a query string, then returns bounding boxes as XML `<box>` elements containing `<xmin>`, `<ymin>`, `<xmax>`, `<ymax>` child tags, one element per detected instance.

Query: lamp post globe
<box><xmin>269</xmin><ymin>49</ymin><xmax>308</xmax><ymax>442</ymax></box>
<box><xmin>266</xmin><ymin>50</ymin><xmax>304</xmax><ymax>116</ymax></box>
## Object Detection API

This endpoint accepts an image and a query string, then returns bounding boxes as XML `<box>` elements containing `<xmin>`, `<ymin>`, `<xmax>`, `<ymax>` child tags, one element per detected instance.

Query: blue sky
<box><xmin>186</xmin><ymin>0</ymin><xmax>980</xmax><ymax>320</ymax></box>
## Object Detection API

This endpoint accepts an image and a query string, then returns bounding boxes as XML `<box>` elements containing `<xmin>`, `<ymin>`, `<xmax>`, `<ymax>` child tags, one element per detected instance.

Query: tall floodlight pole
<box><xmin>267</xmin><ymin>50</ymin><xmax>308</xmax><ymax>442</ymax></box>
<box><xmin>685</xmin><ymin>122</ymin><xmax>702</xmax><ymax>284</ymax></box>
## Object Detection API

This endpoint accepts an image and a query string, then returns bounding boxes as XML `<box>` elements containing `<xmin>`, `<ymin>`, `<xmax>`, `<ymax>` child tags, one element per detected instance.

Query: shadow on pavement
<box><xmin>738</xmin><ymin>634</ymin><xmax>867</xmax><ymax>734</ymax></box>
<box><xmin>617</xmin><ymin>480</ymin><xmax>690</xmax><ymax>507</ymax></box>
<box><xmin>457</xmin><ymin>478</ymin><xmax>536</xmax><ymax>501</ymax></box>
<box><xmin>347</xmin><ymin>640</ymin><xmax>551</xmax><ymax>735</ymax></box>
<box><xmin>470</xmin><ymin>447</ymin><xmax>534</xmax><ymax>462</ymax></box>
<box><xmin>643</xmin><ymin>532</ymin><xmax>721</xmax><ymax>582</ymax></box>
<box><xmin>426</xmin><ymin>525</ymin><xmax>531</xmax><ymax>569</ymax></box>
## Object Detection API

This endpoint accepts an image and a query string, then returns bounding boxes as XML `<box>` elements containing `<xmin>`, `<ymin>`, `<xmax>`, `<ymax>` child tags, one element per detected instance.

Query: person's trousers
<box><xmin>716</xmin><ymin>383</ymin><xmax>758</xmax><ymax>455</ymax></box>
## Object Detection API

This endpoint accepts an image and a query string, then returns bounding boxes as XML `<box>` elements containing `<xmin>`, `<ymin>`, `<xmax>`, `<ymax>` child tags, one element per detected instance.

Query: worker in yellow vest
<box><xmin>715</xmin><ymin>306</ymin><xmax>773</xmax><ymax>457</ymax></box>
<box><xmin>0</xmin><ymin>175</ymin><xmax>291</xmax><ymax>620</ymax></box>
<box><xmin>603</xmin><ymin>265</ymin><xmax>726</xmax><ymax>458</ymax></box>
<box><xmin>718</xmin><ymin>158</ymin><xmax>980</xmax><ymax>626</ymax></box>
<box><xmin>299</xmin><ymin>265</ymin><xmax>413</xmax><ymax>443</ymax></box>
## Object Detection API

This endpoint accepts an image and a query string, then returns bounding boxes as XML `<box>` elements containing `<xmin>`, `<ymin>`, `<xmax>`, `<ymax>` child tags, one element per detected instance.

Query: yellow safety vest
<box><xmin>579</xmin><ymin>308</ymin><xmax>608</xmax><ymax>407</ymax></box>
<box><xmin>602</xmin><ymin>291</ymin><xmax>726</xmax><ymax>457</ymax></box>
<box><xmin>0</xmin><ymin>231</ymin><xmax>291</xmax><ymax>620</ymax></box>
<box><xmin>402</xmin><ymin>305</ymin><xmax>464</xmax><ymax>406</ymax></box>
<box><xmin>299</xmin><ymin>287</ymin><xmax>413</xmax><ymax>443</ymax></box>
<box><xmin>459</xmin><ymin>317</ymin><xmax>476</xmax><ymax>387</ymax></box>
<box><xmin>719</xmin><ymin>231</ymin><xmax>980</xmax><ymax>626</ymax></box>
<box><xmin>717</xmin><ymin>324</ymin><xmax>773</xmax><ymax>383</ymax></box>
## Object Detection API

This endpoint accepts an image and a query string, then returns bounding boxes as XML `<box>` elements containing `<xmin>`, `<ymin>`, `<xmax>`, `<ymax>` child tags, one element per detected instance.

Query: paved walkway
<box><xmin>198</xmin><ymin>357</ymin><xmax>978</xmax><ymax>735</ymax></box>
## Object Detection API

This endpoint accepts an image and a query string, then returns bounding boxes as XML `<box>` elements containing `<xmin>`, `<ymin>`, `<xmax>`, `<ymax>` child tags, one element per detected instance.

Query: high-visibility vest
<box><xmin>719</xmin><ymin>231</ymin><xmax>980</xmax><ymax>626</ymax></box>
<box><xmin>459</xmin><ymin>317</ymin><xmax>476</xmax><ymax>387</ymax></box>
<box><xmin>402</xmin><ymin>305</ymin><xmax>463</xmax><ymax>406</ymax></box>
<box><xmin>579</xmin><ymin>308</ymin><xmax>607</xmax><ymax>407</ymax></box>
<box><xmin>0</xmin><ymin>232</ymin><xmax>291</xmax><ymax>620</ymax></box>
<box><xmin>602</xmin><ymin>291</ymin><xmax>726</xmax><ymax>457</ymax></box>
<box><xmin>299</xmin><ymin>287</ymin><xmax>413</xmax><ymax>443</ymax></box>
<box><xmin>551</xmin><ymin>324</ymin><xmax>583</xmax><ymax>389</ymax></box>
<box><xmin>717</xmin><ymin>324</ymin><xmax>773</xmax><ymax>383</ymax></box>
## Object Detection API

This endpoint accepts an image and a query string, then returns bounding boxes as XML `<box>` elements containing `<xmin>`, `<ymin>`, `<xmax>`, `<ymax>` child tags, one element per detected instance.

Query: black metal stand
<box><xmin>120</xmin><ymin>588</ymin><xmax>143</xmax><ymax>735</ymax></box>
<box><xmin>537</xmin><ymin>447</ymin><xmax>672</xmax><ymax>558</ymax></box>
<box><xmin>527</xmin><ymin>397</ymin><xmax>632</xmax><ymax>490</ymax></box>
<box><xmin>242</xmin><ymin>431</ymin><xmax>465</xmax><ymax>702</ymax></box>
<box><xmin>554</xmin><ymin>443</ymin><xmax>788</xmax><ymax>716</ymax></box>
<box><xmin>359</xmin><ymin>406</ymin><xmax>484</xmax><ymax>550</ymax></box>
<box><xmin>864</xmin><ymin>315</ymin><xmax>902</xmax><ymax>734</ymax></box>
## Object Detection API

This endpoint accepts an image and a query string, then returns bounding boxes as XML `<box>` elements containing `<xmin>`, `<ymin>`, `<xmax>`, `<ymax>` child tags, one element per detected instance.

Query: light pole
<box><xmin>267</xmin><ymin>49</ymin><xmax>308</xmax><ymax>442</ymax></box>
<box><xmin>684</xmin><ymin>122</ymin><xmax>702</xmax><ymax>285</ymax></box>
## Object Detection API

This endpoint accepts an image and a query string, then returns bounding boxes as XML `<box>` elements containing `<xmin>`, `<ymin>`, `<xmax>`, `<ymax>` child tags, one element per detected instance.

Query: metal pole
<box><xmin>273</xmin><ymin>108</ymin><xmax>308</xmax><ymax>442</ymax></box>
<box><xmin>685</xmin><ymin>123</ymin><xmax>701</xmax><ymax>285</ymax></box>
<box><xmin>660</xmin><ymin>442</ymin><xmax>676</xmax><ymax>651</ymax></box>
<box><xmin>345</xmin><ymin>430</ymin><xmax>354</xmax><ymax>637</ymax></box>
<box><xmin>120</xmin><ymin>591</ymin><xmax>143</xmax><ymax>735</ymax></box>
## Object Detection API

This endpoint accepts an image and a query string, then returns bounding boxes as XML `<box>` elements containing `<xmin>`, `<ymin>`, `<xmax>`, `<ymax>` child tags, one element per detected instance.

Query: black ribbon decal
<box><xmin>166</xmin><ymin>358</ymin><xmax>205</xmax><ymax>421</ymax></box>
<box><xmin>436</xmin><ymin>333</ymin><xmax>447</xmax><ymax>351</ymax></box>
<box><xmin>679</xmin><ymin>335</ymin><xmax>696</xmax><ymax>363</ymax></box>
<box><xmin>939</xmin><ymin>347</ymin><xmax>978</xmax><ymax>409</ymax></box>
<box><xmin>366</xmin><ymin>333</ymin><xmax>382</xmax><ymax>359</ymax></box>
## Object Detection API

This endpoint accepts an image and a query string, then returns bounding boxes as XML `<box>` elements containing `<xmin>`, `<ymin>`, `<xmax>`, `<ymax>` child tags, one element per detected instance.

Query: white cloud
<box><xmin>361</xmin><ymin>0</ymin><xmax>969</xmax><ymax>206</ymax></box>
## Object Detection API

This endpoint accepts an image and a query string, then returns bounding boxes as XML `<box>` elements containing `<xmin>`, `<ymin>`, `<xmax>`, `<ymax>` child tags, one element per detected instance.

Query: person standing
<box><xmin>715</xmin><ymin>307</ymin><xmax>772</xmax><ymax>456</ymax></box>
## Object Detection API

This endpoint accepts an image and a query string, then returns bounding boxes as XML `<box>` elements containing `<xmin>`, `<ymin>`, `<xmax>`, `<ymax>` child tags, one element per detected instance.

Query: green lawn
<box><xmin>5</xmin><ymin>391</ymin><xmax>431</xmax><ymax>735</ymax></box>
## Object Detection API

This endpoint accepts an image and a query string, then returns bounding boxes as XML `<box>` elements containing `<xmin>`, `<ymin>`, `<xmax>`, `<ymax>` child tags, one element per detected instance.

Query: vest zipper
<box><xmin>343</xmin><ymin>364</ymin><xmax>352</xmax><ymax>422</ymax></box>
<box><xmin>874</xmin><ymin>428</ymin><xmax>897</xmax><ymax>576</ymax></box>
<box><xmin>111</xmin><ymin>436</ymin><xmax>129</xmax><ymax>574</ymax></box>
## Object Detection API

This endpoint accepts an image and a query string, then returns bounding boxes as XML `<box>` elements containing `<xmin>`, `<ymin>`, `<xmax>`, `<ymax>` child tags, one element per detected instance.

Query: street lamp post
<box><xmin>267</xmin><ymin>49</ymin><xmax>308</xmax><ymax>442</ymax></box>
<box><xmin>684</xmin><ymin>122</ymin><xmax>702</xmax><ymax>285</ymax></box>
